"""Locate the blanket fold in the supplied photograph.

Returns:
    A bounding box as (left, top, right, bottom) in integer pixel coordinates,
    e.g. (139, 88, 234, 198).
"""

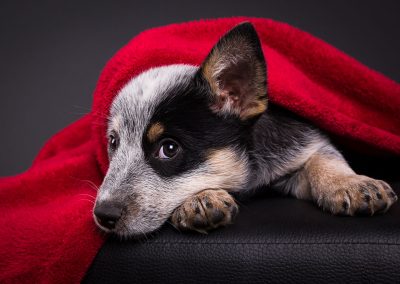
(1, 17, 399, 283)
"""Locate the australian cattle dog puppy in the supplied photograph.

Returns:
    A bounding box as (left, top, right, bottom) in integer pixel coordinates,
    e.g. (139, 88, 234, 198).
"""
(93, 23, 397, 237)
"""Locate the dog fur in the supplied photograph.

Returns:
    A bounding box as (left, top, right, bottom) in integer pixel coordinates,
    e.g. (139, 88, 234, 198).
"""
(93, 23, 397, 238)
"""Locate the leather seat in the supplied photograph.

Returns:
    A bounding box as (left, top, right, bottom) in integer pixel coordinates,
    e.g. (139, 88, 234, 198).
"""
(83, 149, 400, 283)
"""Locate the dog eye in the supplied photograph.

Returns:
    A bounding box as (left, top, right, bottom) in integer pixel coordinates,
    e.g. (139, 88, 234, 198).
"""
(158, 139, 179, 159)
(109, 134, 119, 151)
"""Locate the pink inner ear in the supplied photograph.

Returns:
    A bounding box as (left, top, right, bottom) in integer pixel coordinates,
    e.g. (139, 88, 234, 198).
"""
(213, 66, 255, 113)
(201, 25, 267, 119)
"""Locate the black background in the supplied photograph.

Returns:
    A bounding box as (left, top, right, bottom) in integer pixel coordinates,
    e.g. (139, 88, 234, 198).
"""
(1, 0, 399, 176)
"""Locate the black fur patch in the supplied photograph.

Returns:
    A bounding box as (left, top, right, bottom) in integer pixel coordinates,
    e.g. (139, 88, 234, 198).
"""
(142, 74, 253, 178)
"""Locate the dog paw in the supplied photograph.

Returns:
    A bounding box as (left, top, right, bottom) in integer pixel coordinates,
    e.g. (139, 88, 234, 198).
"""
(171, 189, 238, 233)
(318, 175, 398, 216)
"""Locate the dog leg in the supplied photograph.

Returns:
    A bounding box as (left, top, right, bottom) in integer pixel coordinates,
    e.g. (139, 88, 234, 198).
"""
(287, 147, 398, 215)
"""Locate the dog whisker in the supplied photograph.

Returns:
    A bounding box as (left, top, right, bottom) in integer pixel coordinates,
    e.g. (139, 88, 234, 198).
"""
(79, 198, 95, 204)
(79, 179, 100, 192)
(78, 193, 96, 200)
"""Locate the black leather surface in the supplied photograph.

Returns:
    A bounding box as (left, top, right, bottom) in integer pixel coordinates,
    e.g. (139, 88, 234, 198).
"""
(84, 153, 400, 283)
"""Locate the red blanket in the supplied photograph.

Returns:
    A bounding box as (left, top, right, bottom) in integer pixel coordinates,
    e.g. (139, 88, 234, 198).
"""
(1, 17, 399, 283)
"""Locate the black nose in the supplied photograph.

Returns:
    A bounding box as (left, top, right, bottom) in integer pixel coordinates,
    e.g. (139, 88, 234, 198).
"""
(94, 203, 123, 230)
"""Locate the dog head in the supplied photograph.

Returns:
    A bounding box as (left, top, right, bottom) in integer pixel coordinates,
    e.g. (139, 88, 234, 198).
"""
(93, 22, 267, 237)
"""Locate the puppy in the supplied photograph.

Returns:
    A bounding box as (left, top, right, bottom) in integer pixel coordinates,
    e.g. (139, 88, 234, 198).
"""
(93, 22, 397, 237)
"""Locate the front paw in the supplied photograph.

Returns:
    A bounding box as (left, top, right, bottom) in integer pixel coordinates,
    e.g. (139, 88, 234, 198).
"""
(317, 175, 398, 216)
(171, 189, 238, 233)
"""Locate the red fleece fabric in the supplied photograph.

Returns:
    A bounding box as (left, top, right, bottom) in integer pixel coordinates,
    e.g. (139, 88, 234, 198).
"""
(1, 17, 399, 283)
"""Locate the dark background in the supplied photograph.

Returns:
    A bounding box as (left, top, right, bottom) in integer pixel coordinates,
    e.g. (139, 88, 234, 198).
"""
(1, 0, 399, 176)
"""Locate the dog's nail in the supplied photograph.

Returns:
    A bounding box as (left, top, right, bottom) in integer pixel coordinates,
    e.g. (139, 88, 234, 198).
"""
(192, 215, 208, 228)
(205, 199, 213, 209)
(231, 206, 238, 219)
(211, 209, 225, 224)
(363, 194, 371, 202)
(342, 201, 349, 211)
(355, 203, 372, 216)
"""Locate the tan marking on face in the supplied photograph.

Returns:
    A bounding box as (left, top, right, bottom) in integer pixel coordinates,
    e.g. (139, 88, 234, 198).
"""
(204, 147, 249, 191)
(147, 122, 164, 143)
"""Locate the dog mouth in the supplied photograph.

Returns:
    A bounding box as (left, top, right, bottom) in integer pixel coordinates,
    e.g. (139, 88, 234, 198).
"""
(92, 206, 168, 239)
(93, 213, 114, 233)
(93, 214, 141, 238)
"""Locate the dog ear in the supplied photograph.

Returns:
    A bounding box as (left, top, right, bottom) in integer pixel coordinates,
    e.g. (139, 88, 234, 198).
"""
(200, 22, 267, 120)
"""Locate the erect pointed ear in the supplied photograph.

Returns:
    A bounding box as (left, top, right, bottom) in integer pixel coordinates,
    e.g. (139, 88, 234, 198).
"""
(200, 22, 267, 120)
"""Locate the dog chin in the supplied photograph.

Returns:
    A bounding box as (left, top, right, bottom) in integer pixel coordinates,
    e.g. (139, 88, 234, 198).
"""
(94, 216, 165, 239)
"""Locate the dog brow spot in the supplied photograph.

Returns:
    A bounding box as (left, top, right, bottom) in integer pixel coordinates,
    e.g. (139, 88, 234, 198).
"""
(147, 122, 164, 143)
